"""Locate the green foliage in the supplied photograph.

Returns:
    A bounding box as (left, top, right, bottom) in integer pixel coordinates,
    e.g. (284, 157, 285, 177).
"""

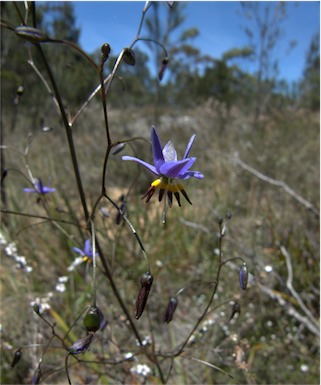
(1, 1, 97, 125)
(300, 33, 320, 111)
(39, 2, 80, 42)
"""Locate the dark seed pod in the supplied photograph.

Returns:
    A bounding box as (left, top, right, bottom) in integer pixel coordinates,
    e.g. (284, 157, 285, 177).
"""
(123, 48, 136, 66)
(84, 306, 103, 332)
(158, 57, 169, 81)
(11, 348, 22, 368)
(32, 303, 40, 315)
(68, 333, 94, 355)
(164, 297, 178, 324)
(15, 26, 49, 43)
(101, 43, 111, 62)
(229, 302, 241, 321)
(135, 271, 153, 319)
(239, 262, 248, 290)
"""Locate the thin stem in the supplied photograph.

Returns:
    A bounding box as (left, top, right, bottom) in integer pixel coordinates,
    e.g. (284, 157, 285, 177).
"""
(12, 2, 24, 24)
(27, 55, 60, 113)
(70, 74, 112, 127)
(105, 194, 150, 271)
(65, 354, 72, 385)
(130, 37, 168, 58)
(161, 221, 225, 358)
(0, 209, 84, 229)
(90, 220, 97, 307)
(95, 238, 143, 345)
(34, 44, 89, 222)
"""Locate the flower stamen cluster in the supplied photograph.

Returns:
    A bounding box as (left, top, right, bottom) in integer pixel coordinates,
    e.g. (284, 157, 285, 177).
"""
(122, 126, 203, 207)
(142, 177, 192, 207)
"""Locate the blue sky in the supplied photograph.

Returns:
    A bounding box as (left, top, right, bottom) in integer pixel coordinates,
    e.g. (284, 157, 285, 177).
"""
(71, 1, 320, 83)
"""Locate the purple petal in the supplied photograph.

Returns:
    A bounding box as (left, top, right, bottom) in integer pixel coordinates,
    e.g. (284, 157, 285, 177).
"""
(83, 239, 92, 256)
(68, 333, 94, 355)
(72, 247, 85, 256)
(23, 188, 36, 193)
(159, 158, 196, 178)
(122, 155, 160, 176)
(151, 126, 164, 168)
(41, 187, 56, 194)
(180, 170, 205, 180)
(183, 134, 196, 159)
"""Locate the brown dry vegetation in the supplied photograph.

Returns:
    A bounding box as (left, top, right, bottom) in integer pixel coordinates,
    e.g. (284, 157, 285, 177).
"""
(1, 98, 319, 384)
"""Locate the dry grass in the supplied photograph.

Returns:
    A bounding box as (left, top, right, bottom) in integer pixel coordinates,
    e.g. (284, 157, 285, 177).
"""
(1, 101, 319, 384)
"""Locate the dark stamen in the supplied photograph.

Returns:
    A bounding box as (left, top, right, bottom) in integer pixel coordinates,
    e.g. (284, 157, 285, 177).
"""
(181, 189, 192, 205)
(141, 186, 155, 203)
(159, 188, 165, 202)
(174, 192, 181, 207)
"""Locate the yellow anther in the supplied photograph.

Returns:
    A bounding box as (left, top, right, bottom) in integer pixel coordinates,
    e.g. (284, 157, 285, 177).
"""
(151, 179, 162, 188)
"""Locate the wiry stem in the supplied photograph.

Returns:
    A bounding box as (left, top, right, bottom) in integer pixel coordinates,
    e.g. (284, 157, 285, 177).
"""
(161, 220, 225, 358)
(34, 44, 90, 223)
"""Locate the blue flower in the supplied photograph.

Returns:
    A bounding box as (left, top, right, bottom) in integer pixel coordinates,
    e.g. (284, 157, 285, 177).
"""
(122, 126, 204, 207)
(72, 239, 97, 263)
(23, 178, 56, 195)
(68, 333, 94, 355)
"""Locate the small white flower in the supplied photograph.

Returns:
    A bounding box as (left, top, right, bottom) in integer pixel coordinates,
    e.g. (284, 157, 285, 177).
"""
(58, 276, 69, 283)
(300, 364, 309, 372)
(0, 231, 7, 245)
(5, 242, 17, 256)
(124, 352, 135, 360)
(264, 265, 273, 273)
(15, 256, 27, 266)
(67, 257, 84, 272)
(30, 298, 51, 314)
(55, 283, 66, 293)
(130, 364, 152, 377)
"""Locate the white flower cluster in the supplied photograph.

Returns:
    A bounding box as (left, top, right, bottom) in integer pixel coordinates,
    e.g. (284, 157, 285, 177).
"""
(55, 275, 69, 293)
(30, 293, 53, 314)
(1, 232, 33, 273)
(130, 364, 152, 377)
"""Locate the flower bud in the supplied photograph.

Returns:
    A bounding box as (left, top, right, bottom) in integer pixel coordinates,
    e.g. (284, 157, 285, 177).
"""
(15, 26, 49, 43)
(101, 43, 111, 63)
(16, 85, 24, 96)
(163, 297, 178, 324)
(158, 57, 169, 81)
(68, 333, 94, 355)
(116, 197, 126, 225)
(135, 271, 153, 319)
(112, 142, 126, 155)
(33, 303, 40, 315)
(11, 348, 22, 368)
(239, 262, 248, 290)
(123, 48, 136, 66)
(84, 306, 103, 332)
(229, 302, 241, 321)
